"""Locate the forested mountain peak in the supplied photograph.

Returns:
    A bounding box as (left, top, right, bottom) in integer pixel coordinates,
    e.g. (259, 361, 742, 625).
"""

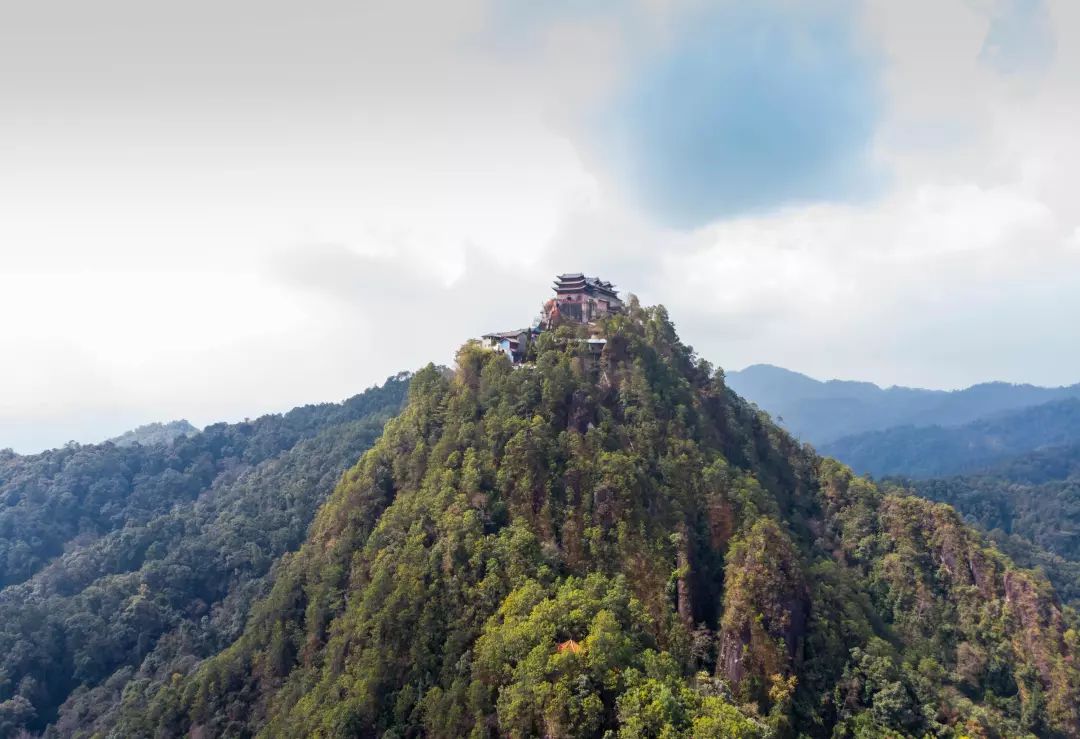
(112, 300, 1080, 738)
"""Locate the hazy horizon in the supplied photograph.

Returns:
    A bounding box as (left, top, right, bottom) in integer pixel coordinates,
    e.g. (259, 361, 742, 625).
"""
(4, 0, 1080, 452)
(10, 359, 1080, 456)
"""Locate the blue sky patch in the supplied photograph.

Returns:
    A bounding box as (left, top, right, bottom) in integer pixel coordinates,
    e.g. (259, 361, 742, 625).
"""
(593, 1, 884, 228)
(980, 0, 1055, 75)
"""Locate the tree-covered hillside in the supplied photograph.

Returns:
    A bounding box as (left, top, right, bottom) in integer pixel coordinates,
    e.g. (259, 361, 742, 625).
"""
(0, 377, 409, 737)
(114, 302, 1080, 738)
(899, 444, 1080, 609)
(732, 370, 1080, 617)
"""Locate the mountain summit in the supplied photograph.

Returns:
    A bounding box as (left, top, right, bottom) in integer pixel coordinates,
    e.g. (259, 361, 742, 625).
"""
(113, 299, 1080, 738)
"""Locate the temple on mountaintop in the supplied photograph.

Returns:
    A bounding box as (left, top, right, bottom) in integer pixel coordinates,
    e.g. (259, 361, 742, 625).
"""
(482, 273, 621, 363)
(546, 273, 624, 325)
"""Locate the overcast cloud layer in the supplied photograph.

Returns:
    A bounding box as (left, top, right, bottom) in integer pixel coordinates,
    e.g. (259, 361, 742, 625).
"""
(2, 0, 1079, 452)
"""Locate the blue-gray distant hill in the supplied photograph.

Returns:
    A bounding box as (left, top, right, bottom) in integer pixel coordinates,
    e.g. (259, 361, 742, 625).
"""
(726, 363, 1080, 446)
(820, 398, 1080, 478)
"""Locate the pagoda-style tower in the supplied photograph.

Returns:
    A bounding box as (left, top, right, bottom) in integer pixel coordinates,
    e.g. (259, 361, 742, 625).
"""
(549, 273, 623, 324)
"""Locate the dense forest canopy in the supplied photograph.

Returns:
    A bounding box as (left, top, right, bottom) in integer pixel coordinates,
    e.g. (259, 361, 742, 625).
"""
(727, 370, 1080, 615)
(92, 300, 1080, 738)
(895, 443, 1080, 610)
(0, 377, 409, 737)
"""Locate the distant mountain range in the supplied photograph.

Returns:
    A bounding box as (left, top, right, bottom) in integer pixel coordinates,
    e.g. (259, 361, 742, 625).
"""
(727, 363, 1080, 447)
(820, 397, 1080, 478)
(729, 363, 1080, 610)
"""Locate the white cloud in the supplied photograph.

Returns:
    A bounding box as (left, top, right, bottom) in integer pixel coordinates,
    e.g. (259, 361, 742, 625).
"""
(2, 0, 1080, 451)
(649, 180, 1072, 383)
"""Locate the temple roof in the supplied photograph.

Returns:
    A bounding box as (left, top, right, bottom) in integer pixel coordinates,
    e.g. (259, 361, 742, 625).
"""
(482, 329, 528, 340)
(553, 273, 620, 298)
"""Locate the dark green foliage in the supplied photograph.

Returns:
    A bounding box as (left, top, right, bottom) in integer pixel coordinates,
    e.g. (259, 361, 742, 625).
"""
(912, 474, 1080, 566)
(900, 444, 1080, 609)
(114, 302, 1080, 738)
(980, 532, 1080, 609)
(735, 368, 1080, 614)
(0, 376, 409, 737)
(0, 378, 409, 591)
(979, 443, 1080, 485)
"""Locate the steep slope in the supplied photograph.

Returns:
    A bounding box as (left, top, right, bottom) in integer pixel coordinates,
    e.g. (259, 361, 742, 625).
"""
(897, 443, 1080, 608)
(912, 447, 1080, 563)
(0, 377, 409, 737)
(117, 303, 1080, 738)
(0, 378, 407, 591)
(727, 364, 1080, 446)
(822, 398, 1080, 478)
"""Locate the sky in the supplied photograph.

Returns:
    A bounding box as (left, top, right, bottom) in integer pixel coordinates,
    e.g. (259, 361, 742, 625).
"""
(2, 0, 1079, 452)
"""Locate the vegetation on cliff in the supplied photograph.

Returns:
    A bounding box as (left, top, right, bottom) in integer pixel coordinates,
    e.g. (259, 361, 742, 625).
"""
(112, 301, 1080, 738)
(904, 444, 1080, 609)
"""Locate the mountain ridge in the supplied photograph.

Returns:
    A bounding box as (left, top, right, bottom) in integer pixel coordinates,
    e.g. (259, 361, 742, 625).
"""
(0, 376, 411, 736)
(880, 441, 1080, 609)
(727, 363, 1080, 446)
(822, 397, 1080, 478)
(107, 303, 1080, 738)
